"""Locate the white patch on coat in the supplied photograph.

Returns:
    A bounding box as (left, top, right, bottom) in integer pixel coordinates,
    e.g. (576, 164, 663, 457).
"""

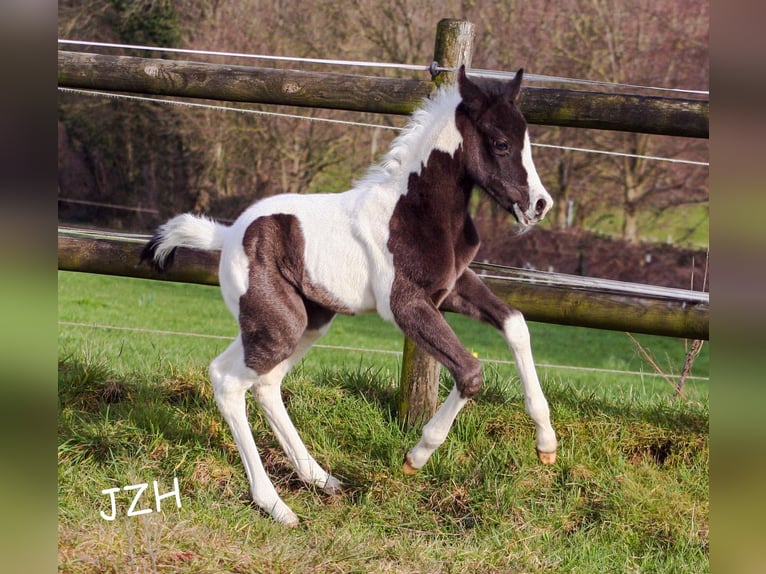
(355, 88, 463, 187)
(520, 130, 552, 220)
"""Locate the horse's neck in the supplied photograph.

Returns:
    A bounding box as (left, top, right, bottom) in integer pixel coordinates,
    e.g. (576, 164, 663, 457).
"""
(356, 90, 463, 194)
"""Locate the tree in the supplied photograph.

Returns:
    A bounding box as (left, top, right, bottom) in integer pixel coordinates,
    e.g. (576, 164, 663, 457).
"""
(539, 0, 709, 242)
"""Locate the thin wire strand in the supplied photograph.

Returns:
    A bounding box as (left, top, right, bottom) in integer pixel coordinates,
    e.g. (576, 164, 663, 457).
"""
(57, 87, 402, 131)
(472, 67, 709, 96)
(58, 226, 150, 243)
(58, 87, 709, 167)
(532, 142, 708, 167)
(58, 39, 709, 96)
(58, 39, 432, 72)
(58, 197, 160, 214)
(58, 320, 709, 381)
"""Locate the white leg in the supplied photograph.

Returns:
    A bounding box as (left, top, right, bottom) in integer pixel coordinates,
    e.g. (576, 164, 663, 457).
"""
(209, 337, 299, 526)
(502, 311, 558, 463)
(403, 386, 470, 474)
(251, 329, 341, 493)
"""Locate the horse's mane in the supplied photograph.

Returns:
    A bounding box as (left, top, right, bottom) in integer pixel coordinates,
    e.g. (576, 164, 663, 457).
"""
(355, 83, 463, 189)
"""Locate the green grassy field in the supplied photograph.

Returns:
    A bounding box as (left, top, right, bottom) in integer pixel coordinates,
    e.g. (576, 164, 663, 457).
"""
(58, 271, 708, 572)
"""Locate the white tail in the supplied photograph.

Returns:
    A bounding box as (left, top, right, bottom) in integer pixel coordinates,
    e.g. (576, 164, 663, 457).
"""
(143, 213, 228, 270)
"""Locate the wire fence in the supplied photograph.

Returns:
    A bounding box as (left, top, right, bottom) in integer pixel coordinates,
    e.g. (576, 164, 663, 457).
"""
(57, 38, 709, 223)
(57, 87, 709, 167)
(59, 320, 709, 382)
(57, 38, 710, 385)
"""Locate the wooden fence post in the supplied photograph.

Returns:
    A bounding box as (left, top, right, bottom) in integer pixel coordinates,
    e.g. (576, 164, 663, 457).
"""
(397, 19, 475, 431)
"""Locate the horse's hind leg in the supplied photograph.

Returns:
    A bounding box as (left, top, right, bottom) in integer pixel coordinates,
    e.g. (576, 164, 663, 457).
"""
(209, 337, 299, 525)
(250, 319, 342, 494)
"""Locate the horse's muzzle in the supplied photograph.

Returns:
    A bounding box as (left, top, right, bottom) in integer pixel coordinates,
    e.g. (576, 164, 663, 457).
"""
(514, 194, 552, 226)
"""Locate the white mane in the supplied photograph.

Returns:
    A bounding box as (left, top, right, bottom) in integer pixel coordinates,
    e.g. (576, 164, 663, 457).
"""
(355, 84, 463, 189)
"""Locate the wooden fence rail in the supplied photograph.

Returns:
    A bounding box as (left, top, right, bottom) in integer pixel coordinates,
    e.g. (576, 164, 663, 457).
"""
(58, 51, 709, 138)
(57, 229, 709, 341)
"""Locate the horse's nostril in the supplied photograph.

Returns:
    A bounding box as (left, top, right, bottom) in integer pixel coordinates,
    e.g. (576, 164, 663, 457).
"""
(535, 198, 547, 216)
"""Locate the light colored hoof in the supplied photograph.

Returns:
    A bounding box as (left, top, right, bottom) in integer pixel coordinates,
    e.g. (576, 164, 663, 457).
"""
(402, 455, 419, 476)
(276, 514, 300, 527)
(537, 449, 557, 465)
(272, 507, 300, 527)
(322, 476, 342, 495)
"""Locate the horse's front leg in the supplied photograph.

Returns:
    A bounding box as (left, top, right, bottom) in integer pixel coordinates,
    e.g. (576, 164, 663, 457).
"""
(403, 386, 470, 474)
(441, 269, 558, 464)
(391, 295, 483, 474)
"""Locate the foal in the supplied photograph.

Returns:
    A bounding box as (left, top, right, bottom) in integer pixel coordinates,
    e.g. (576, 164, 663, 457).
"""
(143, 66, 557, 525)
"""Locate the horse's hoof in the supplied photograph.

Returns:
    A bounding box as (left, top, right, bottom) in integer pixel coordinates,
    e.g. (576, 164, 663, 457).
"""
(537, 450, 557, 465)
(275, 511, 300, 527)
(322, 476, 342, 495)
(402, 455, 419, 475)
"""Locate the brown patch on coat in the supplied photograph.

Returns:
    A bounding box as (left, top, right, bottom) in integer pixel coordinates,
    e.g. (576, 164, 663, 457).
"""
(387, 147, 485, 398)
(384, 71, 532, 399)
(238, 214, 345, 374)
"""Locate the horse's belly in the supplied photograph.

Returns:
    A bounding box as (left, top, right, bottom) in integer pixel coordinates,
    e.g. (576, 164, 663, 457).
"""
(303, 238, 393, 318)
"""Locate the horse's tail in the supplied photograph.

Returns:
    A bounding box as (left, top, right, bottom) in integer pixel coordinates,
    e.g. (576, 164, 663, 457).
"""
(141, 213, 228, 271)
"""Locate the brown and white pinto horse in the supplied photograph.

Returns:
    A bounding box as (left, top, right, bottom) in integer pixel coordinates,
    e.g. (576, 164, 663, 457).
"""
(143, 66, 557, 525)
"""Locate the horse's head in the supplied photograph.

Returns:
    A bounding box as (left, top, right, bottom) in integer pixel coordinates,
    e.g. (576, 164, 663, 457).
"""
(456, 66, 552, 227)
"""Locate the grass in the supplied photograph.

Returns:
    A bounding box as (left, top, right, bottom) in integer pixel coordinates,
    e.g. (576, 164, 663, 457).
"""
(58, 271, 708, 572)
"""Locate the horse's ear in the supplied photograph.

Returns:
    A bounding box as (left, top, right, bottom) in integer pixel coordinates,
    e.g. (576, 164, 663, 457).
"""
(507, 68, 524, 103)
(457, 65, 486, 116)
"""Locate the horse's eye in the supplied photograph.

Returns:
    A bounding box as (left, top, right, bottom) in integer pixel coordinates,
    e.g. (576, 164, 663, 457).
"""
(492, 139, 509, 153)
